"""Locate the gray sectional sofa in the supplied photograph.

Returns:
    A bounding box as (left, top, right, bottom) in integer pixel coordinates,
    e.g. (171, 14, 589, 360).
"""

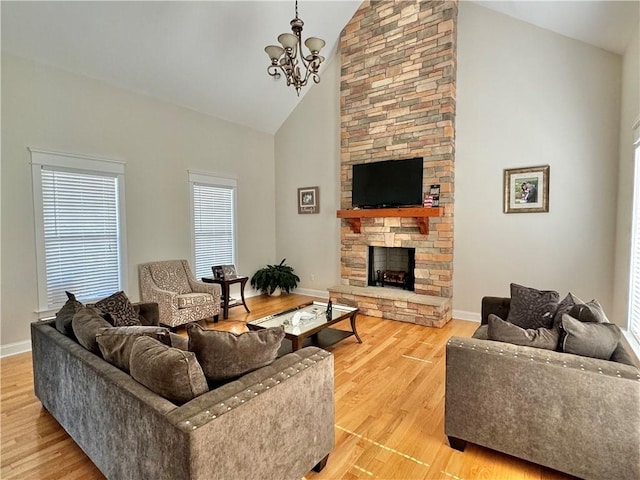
(31, 305, 335, 480)
(445, 296, 640, 480)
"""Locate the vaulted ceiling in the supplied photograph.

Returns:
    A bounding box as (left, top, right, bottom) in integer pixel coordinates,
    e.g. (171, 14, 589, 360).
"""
(2, 1, 637, 134)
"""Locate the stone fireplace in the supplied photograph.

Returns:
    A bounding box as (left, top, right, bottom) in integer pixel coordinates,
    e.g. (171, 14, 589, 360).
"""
(329, 0, 457, 328)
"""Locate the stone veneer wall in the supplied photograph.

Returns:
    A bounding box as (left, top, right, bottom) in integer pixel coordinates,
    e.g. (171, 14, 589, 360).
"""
(334, 0, 457, 326)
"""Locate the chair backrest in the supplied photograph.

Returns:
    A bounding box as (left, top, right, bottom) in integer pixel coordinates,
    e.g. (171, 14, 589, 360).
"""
(141, 260, 192, 294)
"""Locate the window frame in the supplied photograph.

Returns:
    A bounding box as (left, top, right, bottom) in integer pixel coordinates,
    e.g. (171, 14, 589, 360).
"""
(30, 148, 128, 316)
(628, 119, 640, 347)
(188, 170, 238, 280)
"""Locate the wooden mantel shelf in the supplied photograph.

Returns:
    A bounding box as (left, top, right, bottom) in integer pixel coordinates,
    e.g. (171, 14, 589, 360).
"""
(336, 207, 442, 234)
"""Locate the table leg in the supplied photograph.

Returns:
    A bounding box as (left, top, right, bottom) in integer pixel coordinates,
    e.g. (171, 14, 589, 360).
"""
(291, 337, 302, 352)
(240, 277, 250, 313)
(350, 313, 362, 344)
(222, 282, 229, 319)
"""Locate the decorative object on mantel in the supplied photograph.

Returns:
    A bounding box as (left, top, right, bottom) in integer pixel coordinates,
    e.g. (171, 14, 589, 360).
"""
(503, 165, 550, 214)
(298, 186, 319, 214)
(250, 259, 300, 296)
(264, 0, 326, 96)
(336, 207, 442, 234)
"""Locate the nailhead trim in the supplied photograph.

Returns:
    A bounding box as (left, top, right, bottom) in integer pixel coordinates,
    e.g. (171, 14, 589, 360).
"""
(178, 349, 332, 430)
(448, 338, 639, 381)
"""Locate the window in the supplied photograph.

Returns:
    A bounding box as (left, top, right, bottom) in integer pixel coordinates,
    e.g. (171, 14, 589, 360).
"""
(31, 149, 127, 313)
(189, 171, 237, 280)
(629, 121, 640, 345)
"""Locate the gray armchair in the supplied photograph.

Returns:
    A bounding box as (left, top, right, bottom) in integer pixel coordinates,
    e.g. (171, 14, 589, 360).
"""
(138, 260, 221, 328)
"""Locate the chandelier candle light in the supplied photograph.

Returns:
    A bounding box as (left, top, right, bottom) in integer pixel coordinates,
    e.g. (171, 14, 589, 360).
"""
(264, 0, 325, 95)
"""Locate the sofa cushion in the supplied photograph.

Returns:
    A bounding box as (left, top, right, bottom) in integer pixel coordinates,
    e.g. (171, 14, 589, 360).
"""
(488, 314, 559, 350)
(94, 291, 141, 327)
(55, 291, 84, 338)
(72, 307, 113, 355)
(561, 314, 621, 360)
(130, 336, 208, 404)
(96, 326, 171, 372)
(506, 283, 559, 329)
(568, 299, 609, 324)
(187, 324, 285, 382)
(176, 292, 214, 309)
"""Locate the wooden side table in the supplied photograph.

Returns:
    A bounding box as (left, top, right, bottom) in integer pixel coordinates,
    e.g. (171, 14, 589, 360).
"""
(201, 275, 250, 320)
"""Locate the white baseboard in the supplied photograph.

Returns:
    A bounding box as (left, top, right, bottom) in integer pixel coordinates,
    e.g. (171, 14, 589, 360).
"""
(295, 288, 330, 299)
(452, 310, 481, 322)
(240, 288, 329, 299)
(1, 340, 32, 358)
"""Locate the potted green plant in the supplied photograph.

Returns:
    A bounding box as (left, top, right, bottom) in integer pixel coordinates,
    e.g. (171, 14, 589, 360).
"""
(250, 259, 300, 296)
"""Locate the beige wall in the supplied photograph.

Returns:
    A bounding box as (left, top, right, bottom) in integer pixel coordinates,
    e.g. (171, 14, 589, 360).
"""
(276, 3, 625, 322)
(453, 3, 622, 319)
(613, 25, 640, 325)
(1, 54, 276, 348)
(273, 57, 341, 295)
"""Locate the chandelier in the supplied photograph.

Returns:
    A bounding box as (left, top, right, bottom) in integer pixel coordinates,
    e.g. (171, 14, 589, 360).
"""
(264, 0, 326, 96)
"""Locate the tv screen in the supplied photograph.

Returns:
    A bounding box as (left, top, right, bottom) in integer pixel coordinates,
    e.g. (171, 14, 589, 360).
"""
(352, 158, 423, 208)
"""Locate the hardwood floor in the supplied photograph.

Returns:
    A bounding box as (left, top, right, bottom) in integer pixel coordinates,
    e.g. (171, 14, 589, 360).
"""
(1, 293, 574, 480)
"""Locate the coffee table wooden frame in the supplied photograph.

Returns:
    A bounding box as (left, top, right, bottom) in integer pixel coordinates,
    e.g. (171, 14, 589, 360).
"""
(247, 301, 361, 353)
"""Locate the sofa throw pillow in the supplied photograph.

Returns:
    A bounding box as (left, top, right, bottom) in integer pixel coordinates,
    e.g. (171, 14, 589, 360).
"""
(96, 326, 171, 373)
(130, 336, 208, 405)
(472, 325, 489, 340)
(569, 299, 610, 324)
(561, 314, 621, 360)
(506, 283, 559, 329)
(488, 314, 559, 350)
(55, 291, 84, 338)
(553, 292, 583, 327)
(169, 332, 189, 351)
(72, 307, 113, 355)
(187, 324, 285, 382)
(94, 291, 141, 327)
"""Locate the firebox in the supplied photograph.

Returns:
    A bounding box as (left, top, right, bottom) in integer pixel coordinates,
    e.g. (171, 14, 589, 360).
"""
(368, 246, 415, 291)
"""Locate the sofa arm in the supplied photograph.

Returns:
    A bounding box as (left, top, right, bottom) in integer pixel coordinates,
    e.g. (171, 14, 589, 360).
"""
(167, 347, 334, 479)
(133, 302, 159, 326)
(445, 337, 640, 480)
(481, 296, 510, 324)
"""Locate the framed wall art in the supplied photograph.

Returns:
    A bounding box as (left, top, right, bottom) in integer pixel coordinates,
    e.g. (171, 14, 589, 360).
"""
(503, 165, 550, 214)
(298, 186, 319, 214)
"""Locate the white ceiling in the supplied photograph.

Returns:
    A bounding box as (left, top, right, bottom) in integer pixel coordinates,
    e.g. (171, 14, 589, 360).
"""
(1, 1, 362, 134)
(475, 1, 639, 55)
(2, 1, 638, 134)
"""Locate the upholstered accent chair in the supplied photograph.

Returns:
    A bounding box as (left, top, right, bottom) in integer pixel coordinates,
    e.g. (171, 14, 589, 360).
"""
(138, 260, 221, 328)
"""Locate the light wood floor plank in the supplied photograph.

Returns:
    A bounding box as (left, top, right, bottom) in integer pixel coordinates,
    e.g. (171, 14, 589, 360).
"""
(1, 293, 575, 479)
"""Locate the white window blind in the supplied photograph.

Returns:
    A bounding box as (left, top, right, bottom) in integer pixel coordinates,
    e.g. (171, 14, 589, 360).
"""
(629, 138, 640, 345)
(190, 172, 236, 280)
(31, 149, 127, 312)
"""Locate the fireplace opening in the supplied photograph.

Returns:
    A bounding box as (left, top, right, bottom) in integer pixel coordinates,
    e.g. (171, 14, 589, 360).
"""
(368, 246, 415, 291)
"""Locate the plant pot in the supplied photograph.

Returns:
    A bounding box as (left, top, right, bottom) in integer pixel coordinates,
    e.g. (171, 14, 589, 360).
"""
(269, 287, 282, 297)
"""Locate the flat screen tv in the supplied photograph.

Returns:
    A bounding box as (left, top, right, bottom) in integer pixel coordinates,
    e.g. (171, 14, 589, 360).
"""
(352, 157, 423, 209)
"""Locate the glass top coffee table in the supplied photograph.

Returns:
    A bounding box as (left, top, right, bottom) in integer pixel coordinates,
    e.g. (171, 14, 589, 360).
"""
(247, 301, 361, 354)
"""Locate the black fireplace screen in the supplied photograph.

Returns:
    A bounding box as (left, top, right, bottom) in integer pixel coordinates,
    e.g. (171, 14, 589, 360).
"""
(367, 246, 415, 291)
